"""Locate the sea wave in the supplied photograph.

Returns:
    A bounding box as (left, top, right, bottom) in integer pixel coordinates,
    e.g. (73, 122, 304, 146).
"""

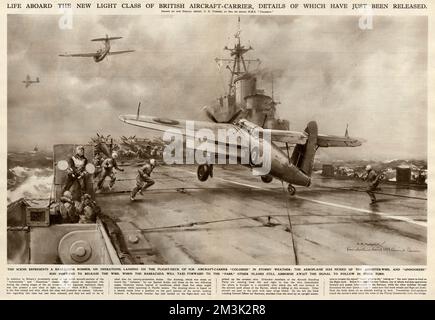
(7, 166, 53, 203)
(10, 166, 52, 179)
(7, 151, 52, 170)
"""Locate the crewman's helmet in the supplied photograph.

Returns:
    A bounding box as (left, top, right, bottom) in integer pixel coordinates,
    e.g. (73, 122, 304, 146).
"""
(365, 165, 372, 171)
(82, 193, 92, 201)
(83, 205, 94, 219)
(63, 190, 72, 200)
(112, 152, 118, 159)
(76, 145, 84, 155)
(150, 159, 156, 166)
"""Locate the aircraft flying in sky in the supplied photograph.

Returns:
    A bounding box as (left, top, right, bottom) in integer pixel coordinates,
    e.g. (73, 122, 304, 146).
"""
(119, 112, 364, 195)
(22, 75, 39, 88)
(59, 35, 135, 63)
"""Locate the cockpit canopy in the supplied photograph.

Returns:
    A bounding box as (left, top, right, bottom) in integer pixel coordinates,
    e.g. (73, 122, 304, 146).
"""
(235, 119, 260, 134)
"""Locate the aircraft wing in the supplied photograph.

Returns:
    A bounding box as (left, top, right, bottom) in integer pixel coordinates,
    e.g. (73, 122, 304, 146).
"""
(317, 134, 364, 147)
(275, 132, 364, 149)
(119, 114, 251, 156)
(108, 50, 135, 55)
(267, 129, 308, 145)
(25, 82, 30, 88)
(59, 52, 98, 57)
(92, 36, 122, 41)
(119, 114, 233, 137)
(237, 120, 308, 145)
(120, 115, 312, 146)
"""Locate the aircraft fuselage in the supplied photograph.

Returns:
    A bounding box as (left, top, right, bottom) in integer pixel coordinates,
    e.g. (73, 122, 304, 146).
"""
(203, 132, 312, 187)
(267, 141, 311, 187)
(235, 138, 310, 187)
(94, 41, 110, 62)
(236, 122, 312, 187)
(22, 79, 39, 87)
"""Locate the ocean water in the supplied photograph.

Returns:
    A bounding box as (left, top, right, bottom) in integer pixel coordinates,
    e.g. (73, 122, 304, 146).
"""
(7, 151, 53, 204)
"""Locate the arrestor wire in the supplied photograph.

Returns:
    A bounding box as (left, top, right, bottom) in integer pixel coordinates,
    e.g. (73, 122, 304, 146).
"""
(281, 181, 299, 265)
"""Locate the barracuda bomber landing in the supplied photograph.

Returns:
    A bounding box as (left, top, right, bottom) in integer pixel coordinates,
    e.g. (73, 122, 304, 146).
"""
(119, 115, 363, 195)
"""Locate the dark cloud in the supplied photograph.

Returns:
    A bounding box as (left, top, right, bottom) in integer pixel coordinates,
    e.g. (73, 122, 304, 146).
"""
(7, 15, 427, 160)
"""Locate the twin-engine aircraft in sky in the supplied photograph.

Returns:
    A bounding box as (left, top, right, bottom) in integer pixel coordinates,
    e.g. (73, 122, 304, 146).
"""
(22, 75, 39, 88)
(59, 34, 135, 63)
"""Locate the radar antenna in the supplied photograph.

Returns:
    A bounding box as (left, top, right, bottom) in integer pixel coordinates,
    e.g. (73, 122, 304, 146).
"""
(214, 17, 261, 95)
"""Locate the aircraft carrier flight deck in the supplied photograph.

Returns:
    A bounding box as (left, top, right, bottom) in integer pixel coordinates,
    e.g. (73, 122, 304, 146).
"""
(95, 164, 426, 265)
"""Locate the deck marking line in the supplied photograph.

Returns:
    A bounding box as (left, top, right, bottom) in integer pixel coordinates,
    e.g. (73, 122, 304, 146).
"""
(219, 177, 427, 228)
(294, 196, 427, 228)
(170, 167, 427, 228)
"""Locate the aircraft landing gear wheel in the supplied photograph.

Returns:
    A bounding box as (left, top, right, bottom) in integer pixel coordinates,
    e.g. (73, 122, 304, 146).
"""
(261, 175, 273, 183)
(287, 184, 296, 196)
(197, 164, 210, 182)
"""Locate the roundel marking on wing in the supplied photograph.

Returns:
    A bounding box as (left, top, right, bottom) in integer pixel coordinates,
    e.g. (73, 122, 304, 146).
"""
(153, 118, 180, 125)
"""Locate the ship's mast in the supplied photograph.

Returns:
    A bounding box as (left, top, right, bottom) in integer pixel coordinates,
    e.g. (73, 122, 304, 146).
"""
(215, 17, 260, 95)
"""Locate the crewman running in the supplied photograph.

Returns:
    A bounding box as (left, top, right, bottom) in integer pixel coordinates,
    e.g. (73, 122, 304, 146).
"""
(93, 152, 104, 179)
(364, 165, 381, 204)
(130, 159, 156, 201)
(97, 152, 124, 191)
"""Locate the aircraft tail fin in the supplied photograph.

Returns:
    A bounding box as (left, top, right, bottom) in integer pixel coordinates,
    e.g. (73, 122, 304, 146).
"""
(36, 77, 40, 82)
(290, 121, 318, 176)
(95, 142, 112, 158)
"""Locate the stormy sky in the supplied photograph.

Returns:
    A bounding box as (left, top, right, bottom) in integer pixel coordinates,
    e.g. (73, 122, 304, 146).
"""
(8, 15, 427, 160)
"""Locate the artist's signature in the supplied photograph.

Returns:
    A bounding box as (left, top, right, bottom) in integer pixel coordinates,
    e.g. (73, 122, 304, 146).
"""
(347, 241, 419, 253)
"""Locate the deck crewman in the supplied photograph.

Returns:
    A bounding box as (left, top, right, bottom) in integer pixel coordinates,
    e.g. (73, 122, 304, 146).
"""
(93, 152, 104, 179)
(97, 152, 124, 191)
(364, 165, 381, 204)
(62, 145, 88, 196)
(77, 193, 101, 222)
(51, 190, 80, 224)
(130, 159, 156, 201)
